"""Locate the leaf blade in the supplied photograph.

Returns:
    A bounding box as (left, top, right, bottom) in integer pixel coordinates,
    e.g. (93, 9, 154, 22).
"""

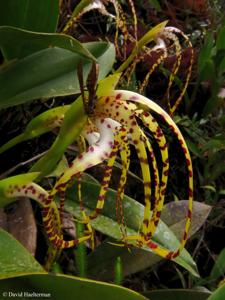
(0, 42, 115, 109)
(0, 26, 96, 60)
(64, 180, 199, 278)
(0, 229, 44, 279)
(0, 273, 147, 300)
(143, 289, 211, 300)
(0, 0, 59, 59)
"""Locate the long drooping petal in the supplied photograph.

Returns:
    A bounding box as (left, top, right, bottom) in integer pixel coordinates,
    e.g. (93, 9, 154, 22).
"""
(2, 177, 62, 247)
(0, 174, 93, 249)
(52, 117, 119, 194)
(163, 27, 194, 114)
(110, 90, 193, 258)
(137, 112, 169, 238)
(139, 38, 167, 93)
(95, 97, 156, 240)
(89, 125, 122, 220)
(115, 127, 130, 239)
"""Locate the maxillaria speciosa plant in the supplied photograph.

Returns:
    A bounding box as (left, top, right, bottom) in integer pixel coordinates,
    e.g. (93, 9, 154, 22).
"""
(0, 71, 193, 261)
(0, 22, 194, 264)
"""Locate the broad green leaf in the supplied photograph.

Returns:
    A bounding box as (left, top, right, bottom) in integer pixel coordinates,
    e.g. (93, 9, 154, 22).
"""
(0, 173, 39, 207)
(0, 42, 115, 109)
(87, 198, 206, 279)
(0, 0, 58, 31)
(0, 26, 96, 60)
(203, 97, 221, 117)
(199, 59, 216, 82)
(143, 289, 211, 300)
(198, 33, 214, 73)
(160, 200, 211, 240)
(216, 26, 225, 51)
(0, 106, 69, 154)
(0, 273, 147, 300)
(0, 0, 59, 59)
(63, 180, 199, 278)
(29, 46, 115, 178)
(30, 97, 87, 178)
(207, 283, 225, 300)
(80, 173, 100, 185)
(210, 248, 225, 281)
(0, 229, 44, 279)
(87, 240, 160, 280)
(114, 161, 142, 182)
(0, 71, 119, 155)
(186, 139, 203, 158)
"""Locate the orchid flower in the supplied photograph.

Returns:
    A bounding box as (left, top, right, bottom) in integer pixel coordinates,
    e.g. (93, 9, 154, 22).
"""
(121, 26, 194, 115)
(46, 85, 193, 260)
(0, 23, 194, 261)
(0, 86, 193, 260)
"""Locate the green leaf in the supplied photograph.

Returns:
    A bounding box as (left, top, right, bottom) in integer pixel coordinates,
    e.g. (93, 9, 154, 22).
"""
(0, 0, 58, 31)
(143, 289, 211, 300)
(0, 42, 115, 109)
(207, 283, 225, 300)
(202, 136, 225, 152)
(30, 97, 87, 178)
(114, 161, 142, 182)
(199, 59, 216, 82)
(29, 45, 115, 178)
(203, 93, 221, 117)
(0, 26, 96, 60)
(186, 139, 203, 158)
(63, 180, 199, 279)
(210, 248, 225, 281)
(219, 55, 225, 73)
(0, 106, 70, 154)
(75, 222, 88, 278)
(0, 71, 119, 154)
(0, 0, 59, 59)
(0, 273, 147, 300)
(0, 229, 44, 279)
(198, 33, 214, 73)
(216, 26, 225, 51)
(87, 240, 158, 280)
(114, 257, 123, 285)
